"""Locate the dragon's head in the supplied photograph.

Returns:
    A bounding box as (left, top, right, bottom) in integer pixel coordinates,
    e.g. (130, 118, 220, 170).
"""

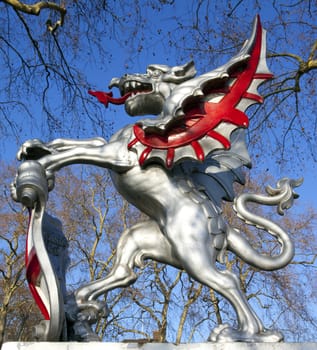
(90, 16, 272, 168)
(108, 61, 196, 117)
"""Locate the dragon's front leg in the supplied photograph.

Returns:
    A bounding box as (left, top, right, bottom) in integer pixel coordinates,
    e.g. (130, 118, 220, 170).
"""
(17, 137, 107, 160)
(12, 137, 111, 206)
(16, 136, 135, 174)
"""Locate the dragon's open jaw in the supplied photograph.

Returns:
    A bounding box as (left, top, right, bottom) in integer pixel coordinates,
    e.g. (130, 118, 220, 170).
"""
(88, 79, 153, 108)
(118, 80, 153, 98)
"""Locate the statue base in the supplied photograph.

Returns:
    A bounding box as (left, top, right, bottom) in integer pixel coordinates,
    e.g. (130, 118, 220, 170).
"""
(2, 343, 317, 350)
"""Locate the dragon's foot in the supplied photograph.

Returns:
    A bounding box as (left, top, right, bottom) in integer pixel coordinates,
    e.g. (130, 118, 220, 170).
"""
(65, 296, 108, 342)
(69, 320, 101, 342)
(66, 297, 109, 322)
(208, 324, 283, 343)
(77, 300, 109, 323)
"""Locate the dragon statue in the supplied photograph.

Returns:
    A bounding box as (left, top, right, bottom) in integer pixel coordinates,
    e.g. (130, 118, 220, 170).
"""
(11, 16, 302, 343)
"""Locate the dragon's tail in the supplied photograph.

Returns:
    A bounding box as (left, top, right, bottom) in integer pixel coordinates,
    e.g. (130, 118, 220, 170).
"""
(226, 177, 303, 271)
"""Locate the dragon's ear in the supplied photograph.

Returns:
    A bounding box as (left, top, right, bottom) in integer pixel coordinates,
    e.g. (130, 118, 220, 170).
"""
(173, 61, 196, 78)
(164, 61, 197, 83)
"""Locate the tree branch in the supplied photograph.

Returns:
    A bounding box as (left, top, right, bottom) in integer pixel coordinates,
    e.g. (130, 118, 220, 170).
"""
(269, 39, 317, 92)
(3, 0, 66, 33)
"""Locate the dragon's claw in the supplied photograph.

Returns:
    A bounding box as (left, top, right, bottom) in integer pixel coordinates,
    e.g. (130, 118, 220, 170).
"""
(17, 139, 54, 161)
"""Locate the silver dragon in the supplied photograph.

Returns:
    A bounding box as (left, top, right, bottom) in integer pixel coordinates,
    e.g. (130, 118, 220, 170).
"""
(11, 16, 302, 342)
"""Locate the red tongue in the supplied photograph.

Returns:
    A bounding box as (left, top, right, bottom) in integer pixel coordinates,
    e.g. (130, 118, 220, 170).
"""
(88, 90, 132, 107)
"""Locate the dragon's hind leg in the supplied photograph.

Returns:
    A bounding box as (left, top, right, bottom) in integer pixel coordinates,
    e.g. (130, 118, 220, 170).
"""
(182, 252, 266, 341)
(68, 219, 179, 340)
(164, 207, 282, 343)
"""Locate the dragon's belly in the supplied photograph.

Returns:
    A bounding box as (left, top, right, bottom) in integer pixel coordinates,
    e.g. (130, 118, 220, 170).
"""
(110, 164, 224, 238)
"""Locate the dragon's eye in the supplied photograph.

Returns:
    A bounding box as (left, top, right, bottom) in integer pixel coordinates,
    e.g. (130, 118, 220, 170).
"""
(149, 69, 161, 78)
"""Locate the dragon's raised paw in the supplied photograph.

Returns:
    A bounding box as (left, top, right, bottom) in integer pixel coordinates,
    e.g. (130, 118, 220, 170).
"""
(17, 139, 55, 161)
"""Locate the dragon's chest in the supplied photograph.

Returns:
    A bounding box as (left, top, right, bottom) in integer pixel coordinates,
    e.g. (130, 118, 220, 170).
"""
(110, 165, 177, 217)
(112, 165, 170, 196)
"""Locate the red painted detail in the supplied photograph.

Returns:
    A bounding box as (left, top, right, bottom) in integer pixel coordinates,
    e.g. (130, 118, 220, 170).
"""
(254, 73, 274, 80)
(166, 148, 175, 168)
(139, 146, 153, 166)
(206, 130, 231, 149)
(184, 114, 202, 128)
(88, 90, 132, 107)
(26, 248, 41, 283)
(128, 137, 138, 150)
(243, 92, 263, 103)
(26, 247, 50, 320)
(28, 283, 50, 320)
(25, 210, 50, 320)
(191, 141, 205, 161)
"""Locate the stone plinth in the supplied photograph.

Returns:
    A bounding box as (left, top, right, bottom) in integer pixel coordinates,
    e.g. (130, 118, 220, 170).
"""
(2, 343, 317, 350)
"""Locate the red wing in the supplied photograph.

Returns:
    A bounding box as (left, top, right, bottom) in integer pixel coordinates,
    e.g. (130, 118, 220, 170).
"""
(129, 16, 273, 168)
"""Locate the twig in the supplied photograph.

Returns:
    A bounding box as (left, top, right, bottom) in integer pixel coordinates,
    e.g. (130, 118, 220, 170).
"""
(3, 0, 66, 33)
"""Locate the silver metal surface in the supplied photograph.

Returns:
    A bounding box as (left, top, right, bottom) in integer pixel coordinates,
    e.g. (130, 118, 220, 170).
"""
(11, 17, 302, 342)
